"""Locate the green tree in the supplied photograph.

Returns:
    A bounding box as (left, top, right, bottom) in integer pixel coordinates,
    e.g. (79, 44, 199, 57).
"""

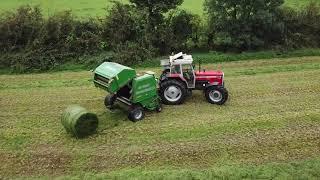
(129, 0, 183, 28)
(165, 10, 201, 52)
(102, 2, 148, 49)
(204, 0, 285, 51)
(281, 2, 320, 48)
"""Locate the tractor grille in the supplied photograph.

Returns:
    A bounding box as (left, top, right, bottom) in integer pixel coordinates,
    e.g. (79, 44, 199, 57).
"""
(94, 74, 109, 86)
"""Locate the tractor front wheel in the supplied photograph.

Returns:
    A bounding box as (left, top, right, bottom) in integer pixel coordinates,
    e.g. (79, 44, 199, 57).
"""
(128, 106, 145, 122)
(205, 86, 228, 105)
(160, 79, 187, 105)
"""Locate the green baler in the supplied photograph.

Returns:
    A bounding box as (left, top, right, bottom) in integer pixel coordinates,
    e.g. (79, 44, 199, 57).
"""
(93, 62, 162, 122)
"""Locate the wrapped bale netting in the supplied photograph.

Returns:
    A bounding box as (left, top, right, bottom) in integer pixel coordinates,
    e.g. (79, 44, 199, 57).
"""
(61, 105, 99, 138)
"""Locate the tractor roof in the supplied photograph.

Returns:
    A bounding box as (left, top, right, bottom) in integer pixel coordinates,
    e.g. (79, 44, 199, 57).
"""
(161, 52, 194, 66)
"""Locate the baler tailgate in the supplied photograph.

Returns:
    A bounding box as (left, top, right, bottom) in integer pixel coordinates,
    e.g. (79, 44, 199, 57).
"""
(93, 62, 136, 93)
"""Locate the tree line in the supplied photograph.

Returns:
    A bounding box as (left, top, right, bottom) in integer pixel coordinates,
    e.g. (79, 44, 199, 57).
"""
(0, 0, 319, 72)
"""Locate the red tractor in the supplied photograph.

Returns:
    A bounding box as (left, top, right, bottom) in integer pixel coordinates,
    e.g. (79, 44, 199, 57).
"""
(159, 52, 229, 105)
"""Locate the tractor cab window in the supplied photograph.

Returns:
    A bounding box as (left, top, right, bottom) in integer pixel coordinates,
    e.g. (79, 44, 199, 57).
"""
(171, 65, 182, 74)
(182, 64, 195, 83)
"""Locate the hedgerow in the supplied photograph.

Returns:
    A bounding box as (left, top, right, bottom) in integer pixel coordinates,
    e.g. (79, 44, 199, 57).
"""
(0, 1, 319, 72)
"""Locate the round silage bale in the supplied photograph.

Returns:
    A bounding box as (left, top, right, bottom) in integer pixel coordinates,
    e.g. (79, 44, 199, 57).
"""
(61, 105, 99, 138)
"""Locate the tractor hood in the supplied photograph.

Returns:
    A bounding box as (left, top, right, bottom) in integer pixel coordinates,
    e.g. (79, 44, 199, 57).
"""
(196, 70, 224, 77)
(93, 62, 136, 93)
(196, 70, 224, 86)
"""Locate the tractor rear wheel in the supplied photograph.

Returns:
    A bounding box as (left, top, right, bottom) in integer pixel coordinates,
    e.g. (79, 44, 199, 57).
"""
(104, 94, 117, 109)
(160, 79, 187, 105)
(128, 106, 145, 122)
(205, 86, 228, 105)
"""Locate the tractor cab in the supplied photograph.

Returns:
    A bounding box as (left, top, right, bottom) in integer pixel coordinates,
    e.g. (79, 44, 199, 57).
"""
(161, 52, 196, 88)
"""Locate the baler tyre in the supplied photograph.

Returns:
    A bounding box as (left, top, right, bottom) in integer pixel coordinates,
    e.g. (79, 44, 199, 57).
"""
(128, 106, 145, 122)
(105, 94, 116, 109)
(156, 104, 162, 113)
(205, 86, 229, 105)
(160, 80, 187, 105)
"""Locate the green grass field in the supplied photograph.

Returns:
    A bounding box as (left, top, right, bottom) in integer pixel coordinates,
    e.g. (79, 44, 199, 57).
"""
(0, 0, 318, 18)
(1, 56, 320, 179)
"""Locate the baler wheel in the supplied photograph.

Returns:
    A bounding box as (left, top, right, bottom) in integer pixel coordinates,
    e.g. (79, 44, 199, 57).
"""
(105, 94, 117, 109)
(156, 104, 163, 112)
(128, 106, 145, 122)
